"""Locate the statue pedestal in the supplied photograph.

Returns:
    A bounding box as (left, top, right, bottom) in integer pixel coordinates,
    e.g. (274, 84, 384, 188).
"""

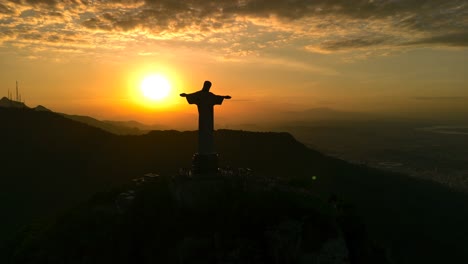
(192, 153, 219, 176)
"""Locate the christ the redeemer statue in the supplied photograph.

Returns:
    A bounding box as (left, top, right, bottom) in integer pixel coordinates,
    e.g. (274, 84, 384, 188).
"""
(180, 81, 231, 174)
(180, 80, 231, 155)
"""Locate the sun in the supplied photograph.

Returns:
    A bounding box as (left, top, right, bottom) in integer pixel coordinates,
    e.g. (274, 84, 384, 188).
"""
(140, 75, 171, 101)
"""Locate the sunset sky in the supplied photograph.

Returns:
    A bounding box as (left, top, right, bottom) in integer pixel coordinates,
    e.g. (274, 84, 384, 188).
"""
(0, 0, 467, 128)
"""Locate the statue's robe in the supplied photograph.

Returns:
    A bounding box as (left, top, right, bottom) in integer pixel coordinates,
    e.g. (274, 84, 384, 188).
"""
(185, 91, 225, 154)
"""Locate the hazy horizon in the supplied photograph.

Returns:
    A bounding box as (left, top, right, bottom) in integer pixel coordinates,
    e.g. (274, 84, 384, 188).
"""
(1, 0, 467, 127)
(5, 98, 468, 132)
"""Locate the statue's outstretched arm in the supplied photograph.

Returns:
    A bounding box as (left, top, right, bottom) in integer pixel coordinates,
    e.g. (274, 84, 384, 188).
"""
(224, 95, 231, 99)
(180, 93, 187, 97)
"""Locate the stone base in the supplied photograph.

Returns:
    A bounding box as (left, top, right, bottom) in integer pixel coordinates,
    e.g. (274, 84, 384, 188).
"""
(192, 153, 219, 176)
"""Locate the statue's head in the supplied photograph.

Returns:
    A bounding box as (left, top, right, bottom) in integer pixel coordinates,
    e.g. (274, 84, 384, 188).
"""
(202, 80, 212, 92)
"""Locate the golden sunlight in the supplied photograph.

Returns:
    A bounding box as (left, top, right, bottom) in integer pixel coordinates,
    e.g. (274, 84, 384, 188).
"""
(141, 75, 171, 100)
(127, 66, 184, 111)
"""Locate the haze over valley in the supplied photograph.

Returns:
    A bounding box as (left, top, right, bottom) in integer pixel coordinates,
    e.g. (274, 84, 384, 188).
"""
(33, 102, 468, 193)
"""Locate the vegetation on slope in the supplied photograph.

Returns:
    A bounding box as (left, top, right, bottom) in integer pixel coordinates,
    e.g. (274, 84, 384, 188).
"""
(3, 175, 389, 264)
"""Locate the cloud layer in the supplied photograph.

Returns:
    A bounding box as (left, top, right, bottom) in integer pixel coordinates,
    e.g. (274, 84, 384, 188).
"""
(0, 0, 466, 58)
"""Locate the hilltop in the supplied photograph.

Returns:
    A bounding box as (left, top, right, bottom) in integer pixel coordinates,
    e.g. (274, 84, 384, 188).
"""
(0, 107, 468, 263)
(0, 97, 53, 112)
(0, 97, 27, 109)
(0, 97, 146, 135)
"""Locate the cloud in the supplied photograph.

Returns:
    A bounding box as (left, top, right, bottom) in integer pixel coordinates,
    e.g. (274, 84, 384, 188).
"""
(406, 32, 468, 47)
(0, 0, 466, 59)
(0, 3, 14, 14)
(24, 0, 57, 6)
(319, 37, 392, 51)
(411, 96, 468, 101)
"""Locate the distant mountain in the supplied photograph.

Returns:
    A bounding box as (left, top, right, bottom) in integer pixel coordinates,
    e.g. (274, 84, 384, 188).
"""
(103, 120, 166, 131)
(279, 107, 377, 123)
(0, 97, 52, 112)
(33, 105, 51, 112)
(0, 97, 27, 109)
(0, 107, 468, 264)
(61, 114, 148, 135)
(0, 97, 150, 135)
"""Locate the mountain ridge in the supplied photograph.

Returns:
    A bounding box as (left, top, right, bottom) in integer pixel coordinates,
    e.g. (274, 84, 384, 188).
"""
(1, 107, 468, 263)
(61, 113, 148, 135)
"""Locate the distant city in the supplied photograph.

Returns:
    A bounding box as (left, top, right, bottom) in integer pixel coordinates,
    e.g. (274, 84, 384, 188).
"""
(280, 121, 468, 192)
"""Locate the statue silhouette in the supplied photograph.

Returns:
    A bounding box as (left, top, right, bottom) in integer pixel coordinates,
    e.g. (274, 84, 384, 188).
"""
(181, 81, 231, 174)
(181, 81, 231, 155)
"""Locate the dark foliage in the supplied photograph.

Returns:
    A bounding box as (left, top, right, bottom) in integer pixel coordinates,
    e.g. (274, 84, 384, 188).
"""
(4, 176, 389, 264)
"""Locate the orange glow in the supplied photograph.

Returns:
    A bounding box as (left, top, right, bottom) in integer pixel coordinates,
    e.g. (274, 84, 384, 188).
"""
(141, 75, 171, 100)
(127, 65, 186, 111)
